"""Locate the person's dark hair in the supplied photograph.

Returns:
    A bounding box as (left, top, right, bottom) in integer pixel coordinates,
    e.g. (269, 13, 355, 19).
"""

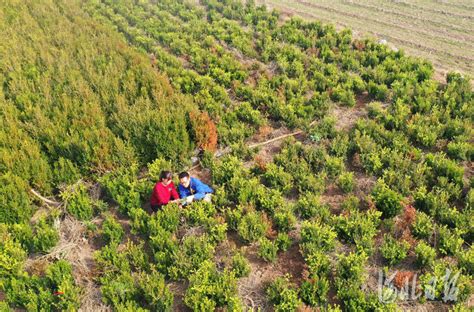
(159, 170, 172, 181)
(178, 171, 190, 180)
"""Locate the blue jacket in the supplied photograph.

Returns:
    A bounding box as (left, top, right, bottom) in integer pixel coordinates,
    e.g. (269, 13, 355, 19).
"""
(178, 177, 213, 200)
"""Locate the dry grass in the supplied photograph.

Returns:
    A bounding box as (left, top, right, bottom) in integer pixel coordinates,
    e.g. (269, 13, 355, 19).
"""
(25, 215, 107, 311)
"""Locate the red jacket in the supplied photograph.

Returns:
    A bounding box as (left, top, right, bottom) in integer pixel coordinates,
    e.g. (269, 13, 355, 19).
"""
(150, 181, 179, 206)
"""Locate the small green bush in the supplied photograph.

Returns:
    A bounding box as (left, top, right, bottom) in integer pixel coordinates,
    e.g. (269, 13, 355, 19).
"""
(305, 250, 331, 277)
(412, 211, 434, 239)
(32, 216, 60, 253)
(438, 225, 464, 256)
(337, 171, 355, 193)
(231, 252, 250, 278)
(324, 156, 345, 178)
(300, 220, 337, 255)
(62, 183, 94, 221)
(276, 233, 291, 252)
(371, 181, 403, 218)
(294, 193, 330, 221)
(185, 260, 242, 310)
(380, 235, 410, 266)
(0, 173, 32, 224)
(457, 246, 473, 275)
(0, 229, 27, 277)
(150, 203, 181, 234)
(415, 240, 436, 267)
(262, 163, 293, 194)
(273, 208, 296, 232)
(169, 235, 215, 279)
(102, 215, 124, 246)
(136, 270, 173, 311)
(266, 275, 301, 312)
(333, 209, 381, 254)
(420, 260, 472, 303)
(300, 275, 329, 307)
(340, 195, 360, 212)
(237, 211, 269, 243)
(258, 237, 279, 262)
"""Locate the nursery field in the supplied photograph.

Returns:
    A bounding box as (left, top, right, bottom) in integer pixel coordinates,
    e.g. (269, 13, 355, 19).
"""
(0, 0, 473, 311)
(256, 0, 474, 79)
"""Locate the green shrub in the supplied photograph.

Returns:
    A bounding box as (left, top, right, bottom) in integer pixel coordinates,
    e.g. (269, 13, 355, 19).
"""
(340, 195, 360, 212)
(330, 133, 350, 157)
(95, 244, 130, 275)
(415, 240, 436, 267)
(305, 250, 331, 277)
(256, 188, 285, 214)
(426, 153, 464, 187)
(380, 235, 410, 266)
(294, 193, 330, 221)
(368, 81, 389, 101)
(266, 275, 301, 312)
(169, 235, 214, 279)
(324, 156, 345, 178)
(99, 167, 141, 216)
(3, 259, 81, 311)
(300, 220, 337, 255)
(447, 141, 472, 161)
(273, 208, 296, 232)
(129, 208, 150, 236)
(333, 209, 381, 254)
(231, 252, 250, 278)
(438, 225, 464, 256)
(149, 229, 178, 276)
(261, 163, 293, 194)
(205, 217, 228, 244)
(0, 229, 27, 277)
(300, 275, 329, 307)
(61, 183, 94, 221)
(330, 86, 356, 107)
(335, 251, 367, 288)
(32, 216, 60, 253)
(237, 211, 269, 243)
(258, 238, 279, 262)
(224, 205, 244, 230)
(337, 171, 355, 193)
(0, 173, 32, 224)
(420, 260, 472, 303)
(412, 211, 434, 239)
(276, 232, 291, 252)
(45, 260, 82, 310)
(136, 270, 173, 311)
(296, 170, 327, 195)
(8, 223, 34, 252)
(102, 215, 124, 246)
(183, 198, 217, 225)
(123, 242, 149, 272)
(309, 117, 337, 141)
(101, 271, 136, 307)
(457, 246, 473, 275)
(147, 157, 173, 181)
(185, 260, 241, 311)
(52, 157, 80, 186)
(149, 203, 180, 233)
(212, 156, 245, 185)
(371, 181, 403, 218)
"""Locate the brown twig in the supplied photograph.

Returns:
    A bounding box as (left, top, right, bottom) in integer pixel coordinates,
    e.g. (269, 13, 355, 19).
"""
(30, 188, 61, 207)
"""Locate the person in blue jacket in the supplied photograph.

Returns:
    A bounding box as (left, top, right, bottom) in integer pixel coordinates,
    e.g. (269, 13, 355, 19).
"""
(178, 171, 213, 204)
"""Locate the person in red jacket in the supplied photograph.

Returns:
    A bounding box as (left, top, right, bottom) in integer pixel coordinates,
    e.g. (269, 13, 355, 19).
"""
(150, 171, 180, 212)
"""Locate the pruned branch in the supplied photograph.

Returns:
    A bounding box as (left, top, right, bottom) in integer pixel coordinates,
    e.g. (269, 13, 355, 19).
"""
(247, 130, 304, 149)
(30, 189, 61, 207)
